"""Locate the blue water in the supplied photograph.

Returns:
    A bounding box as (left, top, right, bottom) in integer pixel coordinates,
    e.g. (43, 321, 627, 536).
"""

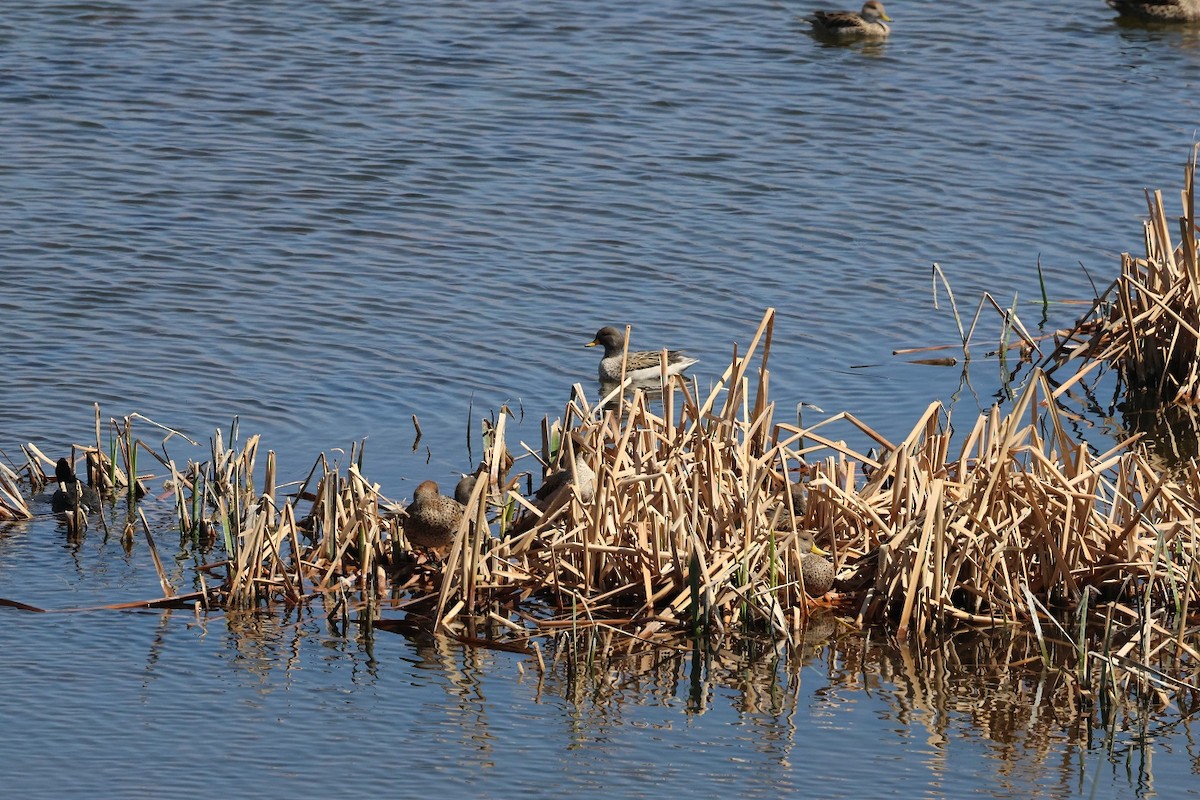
(3, 0, 1200, 796)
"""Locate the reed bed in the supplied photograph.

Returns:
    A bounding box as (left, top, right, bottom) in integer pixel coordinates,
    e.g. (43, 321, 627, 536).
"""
(7, 305, 1200, 710)
(1044, 145, 1200, 405)
(12, 313, 1200, 640)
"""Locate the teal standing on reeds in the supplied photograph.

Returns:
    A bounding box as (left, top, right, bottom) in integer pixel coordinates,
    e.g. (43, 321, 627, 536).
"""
(810, 0, 892, 37)
(404, 480, 464, 552)
(1107, 0, 1200, 21)
(50, 457, 101, 513)
(585, 326, 699, 383)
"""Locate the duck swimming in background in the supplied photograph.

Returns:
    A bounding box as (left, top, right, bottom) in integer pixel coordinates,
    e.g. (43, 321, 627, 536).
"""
(810, 0, 892, 38)
(51, 457, 101, 513)
(585, 326, 699, 383)
(1106, 0, 1200, 22)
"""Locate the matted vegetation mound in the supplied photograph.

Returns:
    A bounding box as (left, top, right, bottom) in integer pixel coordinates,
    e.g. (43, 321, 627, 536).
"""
(9, 311, 1197, 650)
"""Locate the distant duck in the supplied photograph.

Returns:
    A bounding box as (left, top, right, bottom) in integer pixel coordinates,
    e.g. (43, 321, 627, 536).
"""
(1106, 0, 1200, 21)
(585, 326, 699, 383)
(403, 480, 464, 552)
(50, 457, 101, 513)
(811, 0, 892, 37)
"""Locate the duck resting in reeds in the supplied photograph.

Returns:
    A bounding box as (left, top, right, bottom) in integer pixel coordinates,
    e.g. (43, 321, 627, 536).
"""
(796, 530, 835, 597)
(1106, 0, 1200, 21)
(771, 498, 833, 597)
(810, 0, 892, 37)
(454, 472, 478, 505)
(51, 457, 101, 514)
(403, 480, 464, 553)
(534, 437, 596, 507)
(780, 481, 807, 519)
(585, 326, 699, 383)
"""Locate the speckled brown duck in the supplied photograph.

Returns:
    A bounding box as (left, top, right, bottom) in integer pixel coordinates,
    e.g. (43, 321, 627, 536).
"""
(769, 497, 833, 596)
(1107, 0, 1200, 22)
(534, 435, 597, 506)
(796, 530, 835, 597)
(404, 480, 464, 551)
(779, 482, 808, 519)
(811, 0, 892, 37)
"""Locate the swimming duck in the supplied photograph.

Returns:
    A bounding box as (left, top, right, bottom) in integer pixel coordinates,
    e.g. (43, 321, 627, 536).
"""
(403, 480, 464, 551)
(1106, 0, 1200, 21)
(585, 326, 699, 383)
(811, 0, 892, 37)
(50, 457, 101, 513)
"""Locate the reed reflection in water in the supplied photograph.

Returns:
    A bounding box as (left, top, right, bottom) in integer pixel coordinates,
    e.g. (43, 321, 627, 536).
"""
(0, 594, 1186, 798)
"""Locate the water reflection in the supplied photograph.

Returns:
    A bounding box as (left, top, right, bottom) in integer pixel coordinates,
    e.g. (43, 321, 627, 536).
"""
(810, 34, 889, 58)
(1120, 393, 1200, 469)
(1, 587, 1188, 798)
(477, 619, 1190, 797)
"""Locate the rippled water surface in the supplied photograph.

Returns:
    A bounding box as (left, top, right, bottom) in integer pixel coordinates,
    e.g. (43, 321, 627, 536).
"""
(4, 1, 1200, 797)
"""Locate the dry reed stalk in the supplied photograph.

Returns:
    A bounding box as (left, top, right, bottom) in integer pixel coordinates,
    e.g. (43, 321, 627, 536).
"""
(0, 461, 31, 520)
(137, 507, 174, 598)
(10, 300, 1200, 712)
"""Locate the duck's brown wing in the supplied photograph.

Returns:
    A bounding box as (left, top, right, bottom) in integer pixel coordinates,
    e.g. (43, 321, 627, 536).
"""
(811, 10, 865, 32)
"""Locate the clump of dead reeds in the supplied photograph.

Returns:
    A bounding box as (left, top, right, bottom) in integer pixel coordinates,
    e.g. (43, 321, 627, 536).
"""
(794, 373, 1196, 637)
(412, 307, 1199, 713)
(1045, 145, 1200, 405)
(441, 333, 1198, 651)
(165, 426, 392, 610)
(7, 307, 1199, 712)
(431, 309, 833, 641)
